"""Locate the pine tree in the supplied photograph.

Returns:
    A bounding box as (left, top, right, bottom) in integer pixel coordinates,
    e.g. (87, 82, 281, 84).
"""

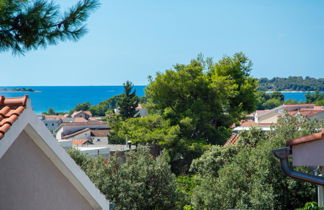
(0, 0, 99, 54)
(118, 81, 139, 119)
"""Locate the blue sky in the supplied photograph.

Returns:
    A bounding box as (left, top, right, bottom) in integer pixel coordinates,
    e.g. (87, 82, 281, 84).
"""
(1, 0, 324, 86)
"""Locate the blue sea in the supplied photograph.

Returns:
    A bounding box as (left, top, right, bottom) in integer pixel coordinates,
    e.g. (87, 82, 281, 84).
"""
(0, 86, 145, 114)
(0, 86, 312, 114)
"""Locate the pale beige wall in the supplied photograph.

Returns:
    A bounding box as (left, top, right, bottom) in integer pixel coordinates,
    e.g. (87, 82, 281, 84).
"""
(0, 131, 94, 210)
(292, 137, 324, 166)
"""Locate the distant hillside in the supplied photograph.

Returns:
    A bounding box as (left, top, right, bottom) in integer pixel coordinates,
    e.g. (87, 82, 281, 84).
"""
(258, 77, 324, 91)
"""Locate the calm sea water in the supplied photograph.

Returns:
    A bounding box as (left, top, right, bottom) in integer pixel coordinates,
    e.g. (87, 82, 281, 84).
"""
(0, 86, 145, 114)
(0, 86, 311, 114)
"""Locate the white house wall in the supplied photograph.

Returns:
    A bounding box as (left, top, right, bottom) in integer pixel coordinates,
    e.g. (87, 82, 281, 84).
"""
(0, 131, 93, 210)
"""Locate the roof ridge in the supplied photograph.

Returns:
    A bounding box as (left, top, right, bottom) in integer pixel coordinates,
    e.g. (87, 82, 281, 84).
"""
(287, 129, 324, 146)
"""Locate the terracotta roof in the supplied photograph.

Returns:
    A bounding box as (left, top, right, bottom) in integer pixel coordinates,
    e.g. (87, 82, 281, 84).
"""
(0, 96, 28, 139)
(239, 119, 273, 127)
(314, 106, 324, 110)
(72, 139, 89, 145)
(224, 133, 240, 146)
(72, 110, 92, 117)
(284, 104, 315, 107)
(91, 129, 109, 137)
(288, 109, 324, 117)
(73, 117, 88, 122)
(60, 122, 106, 127)
(287, 129, 324, 146)
(62, 128, 91, 139)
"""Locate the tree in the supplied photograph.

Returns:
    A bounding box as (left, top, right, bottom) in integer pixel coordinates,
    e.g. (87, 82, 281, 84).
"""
(146, 53, 258, 145)
(118, 81, 139, 119)
(47, 108, 55, 115)
(68, 147, 179, 210)
(0, 0, 98, 54)
(73, 102, 91, 111)
(191, 115, 323, 209)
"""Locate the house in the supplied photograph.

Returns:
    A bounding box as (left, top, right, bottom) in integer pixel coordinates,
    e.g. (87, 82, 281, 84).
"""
(0, 96, 109, 210)
(72, 110, 92, 120)
(135, 104, 148, 117)
(254, 104, 324, 124)
(287, 128, 324, 166)
(62, 128, 110, 145)
(56, 122, 107, 140)
(227, 104, 324, 146)
(40, 114, 65, 133)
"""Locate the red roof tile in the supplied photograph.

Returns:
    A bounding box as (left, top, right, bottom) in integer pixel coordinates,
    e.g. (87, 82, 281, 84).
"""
(287, 129, 324, 146)
(224, 133, 240, 146)
(73, 117, 88, 122)
(239, 119, 274, 127)
(91, 129, 109, 137)
(72, 139, 89, 145)
(60, 122, 106, 127)
(0, 95, 27, 139)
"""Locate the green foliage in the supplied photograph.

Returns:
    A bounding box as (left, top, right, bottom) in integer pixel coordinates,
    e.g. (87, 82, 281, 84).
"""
(191, 115, 323, 210)
(176, 176, 196, 209)
(118, 81, 139, 119)
(42, 107, 66, 115)
(69, 147, 179, 210)
(258, 77, 324, 91)
(190, 145, 238, 177)
(256, 91, 285, 109)
(71, 94, 123, 116)
(113, 114, 179, 146)
(73, 102, 91, 111)
(0, 0, 99, 54)
(296, 201, 323, 210)
(285, 99, 299, 104)
(306, 91, 324, 104)
(146, 52, 258, 145)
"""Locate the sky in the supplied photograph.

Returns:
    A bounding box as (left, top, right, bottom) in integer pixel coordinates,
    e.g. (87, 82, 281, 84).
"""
(1, 0, 324, 86)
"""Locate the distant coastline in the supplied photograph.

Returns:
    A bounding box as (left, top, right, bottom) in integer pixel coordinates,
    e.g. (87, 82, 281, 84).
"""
(0, 88, 40, 93)
(265, 90, 316, 93)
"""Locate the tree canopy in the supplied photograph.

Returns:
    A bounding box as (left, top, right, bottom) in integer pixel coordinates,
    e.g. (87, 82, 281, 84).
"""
(0, 0, 99, 54)
(190, 115, 323, 209)
(146, 52, 258, 145)
(117, 81, 139, 119)
(69, 147, 179, 210)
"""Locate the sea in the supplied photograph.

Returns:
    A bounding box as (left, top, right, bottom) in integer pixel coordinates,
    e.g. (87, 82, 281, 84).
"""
(0, 86, 312, 114)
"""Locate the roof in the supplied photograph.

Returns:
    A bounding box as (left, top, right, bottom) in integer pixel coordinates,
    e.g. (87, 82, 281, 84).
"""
(0, 96, 27, 139)
(0, 95, 109, 209)
(62, 128, 91, 139)
(283, 104, 315, 108)
(288, 109, 324, 117)
(42, 115, 65, 120)
(72, 110, 92, 117)
(91, 129, 109, 137)
(60, 122, 106, 127)
(239, 119, 274, 127)
(72, 139, 90, 145)
(73, 117, 88, 122)
(63, 128, 109, 139)
(224, 133, 240, 146)
(287, 129, 324, 146)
